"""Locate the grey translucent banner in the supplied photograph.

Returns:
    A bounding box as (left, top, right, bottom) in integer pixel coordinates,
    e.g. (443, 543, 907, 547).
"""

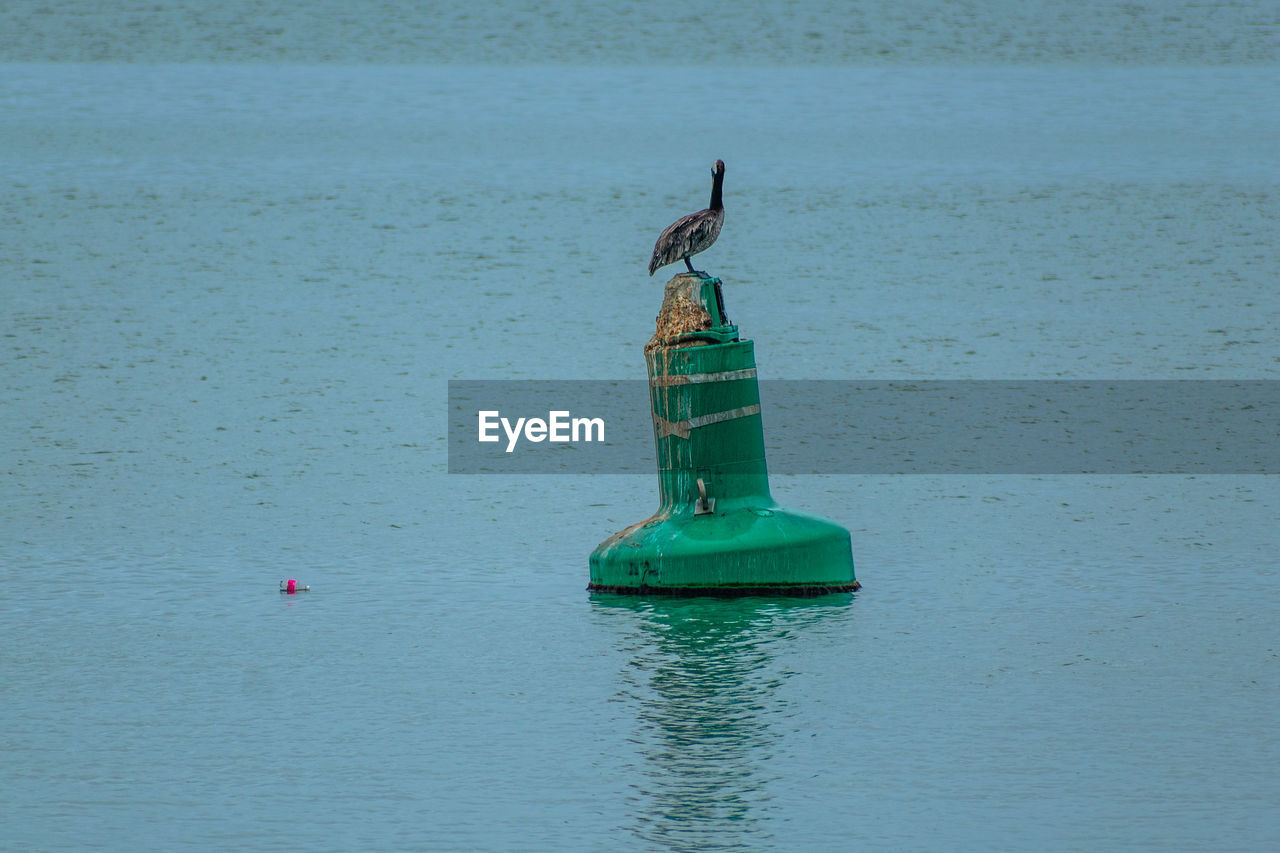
(447, 380, 1278, 474)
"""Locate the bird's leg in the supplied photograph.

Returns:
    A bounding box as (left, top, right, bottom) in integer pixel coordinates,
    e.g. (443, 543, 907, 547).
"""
(684, 257, 696, 274)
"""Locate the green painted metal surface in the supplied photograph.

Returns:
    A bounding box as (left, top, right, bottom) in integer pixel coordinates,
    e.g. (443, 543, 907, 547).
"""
(589, 277, 858, 596)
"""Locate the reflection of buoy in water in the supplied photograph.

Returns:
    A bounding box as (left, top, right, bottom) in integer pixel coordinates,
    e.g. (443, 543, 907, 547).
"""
(279, 579, 310, 594)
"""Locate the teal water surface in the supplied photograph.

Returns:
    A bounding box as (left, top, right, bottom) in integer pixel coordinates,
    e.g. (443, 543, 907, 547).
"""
(3, 3, 1279, 850)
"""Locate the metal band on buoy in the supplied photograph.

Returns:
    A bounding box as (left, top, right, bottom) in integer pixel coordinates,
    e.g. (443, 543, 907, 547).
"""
(649, 368, 758, 387)
(653, 404, 762, 440)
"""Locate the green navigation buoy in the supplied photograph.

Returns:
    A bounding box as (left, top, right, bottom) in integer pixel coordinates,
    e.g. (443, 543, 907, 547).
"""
(589, 273, 859, 596)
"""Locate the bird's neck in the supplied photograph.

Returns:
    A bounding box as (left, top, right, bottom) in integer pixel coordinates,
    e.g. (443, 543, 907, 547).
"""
(709, 172, 724, 211)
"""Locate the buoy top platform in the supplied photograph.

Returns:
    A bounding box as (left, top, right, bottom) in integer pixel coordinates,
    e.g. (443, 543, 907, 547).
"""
(280, 579, 310, 594)
(589, 273, 858, 597)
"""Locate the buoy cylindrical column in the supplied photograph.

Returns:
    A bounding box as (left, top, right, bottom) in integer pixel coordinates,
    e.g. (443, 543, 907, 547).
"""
(589, 274, 858, 596)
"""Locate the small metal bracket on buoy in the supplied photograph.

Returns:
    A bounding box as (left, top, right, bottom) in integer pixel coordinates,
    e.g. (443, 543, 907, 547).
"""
(695, 477, 716, 515)
(712, 280, 730, 326)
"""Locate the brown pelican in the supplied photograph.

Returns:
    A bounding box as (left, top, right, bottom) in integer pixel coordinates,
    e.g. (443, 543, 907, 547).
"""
(648, 159, 725, 277)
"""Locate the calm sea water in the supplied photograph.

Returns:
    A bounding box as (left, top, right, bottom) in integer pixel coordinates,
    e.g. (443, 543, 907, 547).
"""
(3, 3, 1279, 850)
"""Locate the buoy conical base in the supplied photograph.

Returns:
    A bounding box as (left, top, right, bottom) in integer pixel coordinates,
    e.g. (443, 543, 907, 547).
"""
(589, 503, 858, 596)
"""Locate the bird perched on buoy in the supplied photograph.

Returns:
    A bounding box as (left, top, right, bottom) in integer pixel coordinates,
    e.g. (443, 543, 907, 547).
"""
(649, 159, 725, 277)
